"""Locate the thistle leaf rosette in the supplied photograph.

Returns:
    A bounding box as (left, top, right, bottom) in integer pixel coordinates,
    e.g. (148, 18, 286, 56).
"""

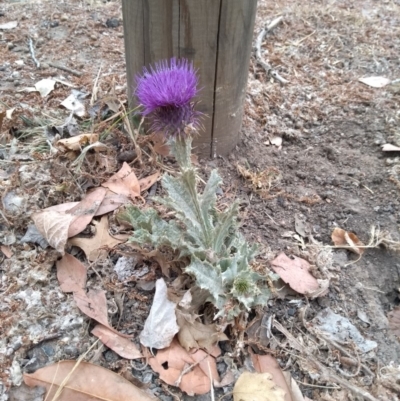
(122, 58, 270, 320)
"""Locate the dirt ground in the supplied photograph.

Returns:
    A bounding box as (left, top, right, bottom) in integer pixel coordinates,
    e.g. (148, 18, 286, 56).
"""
(1, 0, 400, 400)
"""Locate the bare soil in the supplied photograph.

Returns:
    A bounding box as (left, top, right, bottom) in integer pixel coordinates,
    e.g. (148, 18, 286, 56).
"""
(1, 0, 400, 400)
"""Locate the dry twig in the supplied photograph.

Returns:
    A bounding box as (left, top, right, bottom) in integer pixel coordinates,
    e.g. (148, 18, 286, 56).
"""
(273, 319, 379, 401)
(48, 62, 83, 77)
(255, 16, 289, 84)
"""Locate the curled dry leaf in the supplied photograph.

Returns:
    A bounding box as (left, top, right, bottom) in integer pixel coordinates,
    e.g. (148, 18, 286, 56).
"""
(176, 290, 228, 352)
(331, 227, 365, 255)
(0, 245, 13, 258)
(74, 288, 132, 338)
(152, 132, 171, 157)
(140, 278, 179, 349)
(57, 133, 99, 151)
(102, 162, 141, 200)
(270, 253, 319, 295)
(176, 311, 228, 353)
(67, 187, 107, 237)
(251, 353, 306, 401)
(95, 190, 129, 216)
(56, 253, 87, 293)
(145, 338, 220, 396)
(69, 215, 129, 262)
(61, 93, 86, 117)
(92, 324, 142, 359)
(24, 360, 157, 401)
(138, 172, 160, 192)
(233, 371, 286, 401)
(32, 210, 75, 253)
(34, 78, 56, 98)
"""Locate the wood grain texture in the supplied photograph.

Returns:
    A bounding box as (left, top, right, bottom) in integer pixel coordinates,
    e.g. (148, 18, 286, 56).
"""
(179, 0, 221, 155)
(121, 0, 145, 105)
(122, 0, 258, 157)
(212, 0, 258, 157)
(143, 0, 179, 64)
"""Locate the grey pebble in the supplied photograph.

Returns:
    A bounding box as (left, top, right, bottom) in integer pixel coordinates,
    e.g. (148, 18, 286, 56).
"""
(159, 396, 173, 401)
(142, 372, 153, 384)
(106, 18, 120, 28)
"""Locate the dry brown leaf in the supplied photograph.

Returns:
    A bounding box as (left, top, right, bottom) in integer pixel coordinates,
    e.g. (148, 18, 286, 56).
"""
(141, 249, 171, 277)
(69, 215, 128, 261)
(74, 288, 132, 338)
(233, 371, 286, 401)
(24, 360, 156, 401)
(152, 132, 170, 157)
(95, 190, 129, 216)
(0, 245, 13, 258)
(138, 172, 160, 192)
(56, 253, 87, 293)
(252, 353, 305, 401)
(176, 310, 228, 352)
(92, 324, 142, 359)
(67, 187, 107, 237)
(282, 372, 306, 401)
(146, 338, 220, 395)
(57, 133, 99, 151)
(45, 202, 80, 212)
(102, 162, 141, 200)
(32, 210, 75, 253)
(331, 227, 365, 255)
(270, 253, 319, 295)
(388, 306, 400, 337)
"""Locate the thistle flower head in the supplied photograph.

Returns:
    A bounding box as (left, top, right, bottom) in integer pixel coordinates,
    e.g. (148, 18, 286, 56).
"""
(135, 58, 202, 137)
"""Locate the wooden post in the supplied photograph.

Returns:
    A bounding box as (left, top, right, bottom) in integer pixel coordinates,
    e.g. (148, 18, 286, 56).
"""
(122, 0, 258, 157)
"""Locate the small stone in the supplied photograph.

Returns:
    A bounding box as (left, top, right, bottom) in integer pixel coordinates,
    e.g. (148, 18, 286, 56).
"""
(90, 34, 97, 40)
(142, 372, 153, 383)
(11, 71, 21, 79)
(36, 38, 45, 47)
(50, 20, 59, 28)
(15, 60, 24, 66)
(40, 62, 49, 70)
(106, 18, 120, 28)
(60, 14, 69, 21)
(159, 396, 172, 401)
(63, 345, 79, 357)
(117, 150, 136, 163)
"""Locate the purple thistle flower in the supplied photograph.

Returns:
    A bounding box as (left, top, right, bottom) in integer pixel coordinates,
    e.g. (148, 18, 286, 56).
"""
(135, 58, 202, 137)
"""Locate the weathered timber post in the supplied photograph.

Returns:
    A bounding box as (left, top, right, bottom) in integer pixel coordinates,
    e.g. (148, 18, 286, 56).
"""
(122, 0, 258, 157)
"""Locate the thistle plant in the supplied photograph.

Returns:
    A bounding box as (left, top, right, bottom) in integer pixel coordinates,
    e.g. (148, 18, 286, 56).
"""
(121, 58, 270, 320)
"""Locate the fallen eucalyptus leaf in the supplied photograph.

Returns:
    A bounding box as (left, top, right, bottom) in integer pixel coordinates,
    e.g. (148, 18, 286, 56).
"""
(331, 227, 365, 255)
(92, 324, 142, 359)
(32, 211, 74, 253)
(270, 253, 319, 295)
(145, 339, 219, 395)
(24, 361, 156, 401)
